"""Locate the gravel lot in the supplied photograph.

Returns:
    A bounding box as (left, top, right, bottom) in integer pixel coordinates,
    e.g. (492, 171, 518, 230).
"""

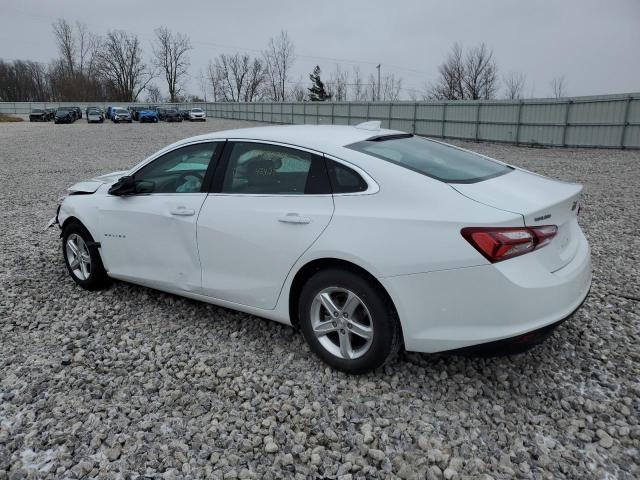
(0, 118, 638, 480)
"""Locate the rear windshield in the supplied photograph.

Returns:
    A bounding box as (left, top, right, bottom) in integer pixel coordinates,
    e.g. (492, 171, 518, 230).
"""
(347, 135, 512, 183)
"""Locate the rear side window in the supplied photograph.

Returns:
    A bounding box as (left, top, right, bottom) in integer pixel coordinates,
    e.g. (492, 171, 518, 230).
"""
(222, 142, 330, 195)
(326, 159, 368, 193)
(347, 135, 512, 183)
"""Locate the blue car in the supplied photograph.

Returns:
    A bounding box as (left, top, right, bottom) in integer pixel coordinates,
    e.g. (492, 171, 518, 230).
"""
(139, 109, 159, 123)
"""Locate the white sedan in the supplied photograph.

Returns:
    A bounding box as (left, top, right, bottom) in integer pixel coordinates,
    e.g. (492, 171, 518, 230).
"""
(49, 123, 592, 373)
(188, 108, 206, 121)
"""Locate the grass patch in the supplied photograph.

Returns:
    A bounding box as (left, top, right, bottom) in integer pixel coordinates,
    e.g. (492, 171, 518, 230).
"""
(0, 114, 24, 123)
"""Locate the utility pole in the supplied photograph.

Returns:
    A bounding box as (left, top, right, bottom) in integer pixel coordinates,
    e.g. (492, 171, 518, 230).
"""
(376, 64, 381, 101)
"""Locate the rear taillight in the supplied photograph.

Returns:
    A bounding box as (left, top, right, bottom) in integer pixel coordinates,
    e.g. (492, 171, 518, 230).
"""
(461, 225, 557, 263)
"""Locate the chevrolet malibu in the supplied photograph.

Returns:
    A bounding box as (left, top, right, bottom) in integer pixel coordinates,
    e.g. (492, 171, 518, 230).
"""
(48, 123, 591, 373)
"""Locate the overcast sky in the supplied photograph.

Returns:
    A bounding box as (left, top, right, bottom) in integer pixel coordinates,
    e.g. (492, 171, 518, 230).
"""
(1, 0, 638, 99)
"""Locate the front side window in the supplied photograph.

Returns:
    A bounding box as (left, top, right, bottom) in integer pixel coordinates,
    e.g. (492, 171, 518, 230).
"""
(347, 135, 512, 184)
(134, 142, 219, 194)
(222, 142, 329, 195)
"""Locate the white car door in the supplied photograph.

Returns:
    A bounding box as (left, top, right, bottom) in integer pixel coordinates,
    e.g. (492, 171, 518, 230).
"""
(197, 141, 334, 309)
(98, 141, 223, 292)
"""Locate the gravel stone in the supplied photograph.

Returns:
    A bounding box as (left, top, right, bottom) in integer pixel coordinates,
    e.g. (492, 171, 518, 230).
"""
(0, 120, 639, 479)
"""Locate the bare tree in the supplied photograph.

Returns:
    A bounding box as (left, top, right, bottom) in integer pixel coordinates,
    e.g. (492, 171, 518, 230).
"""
(550, 75, 567, 98)
(367, 73, 377, 101)
(52, 19, 76, 75)
(0, 59, 51, 101)
(97, 30, 154, 101)
(263, 30, 295, 101)
(153, 26, 192, 103)
(145, 84, 163, 103)
(211, 53, 265, 102)
(206, 60, 223, 102)
(291, 80, 306, 102)
(351, 66, 366, 101)
(503, 71, 526, 99)
(328, 64, 349, 101)
(427, 42, 465, 100)
(198, 69, 208, 102)
(463, 43, 498, 99)
(244, 57, 266, 102)
(428, 43, 498, 100)
(381, 73, 402, 101)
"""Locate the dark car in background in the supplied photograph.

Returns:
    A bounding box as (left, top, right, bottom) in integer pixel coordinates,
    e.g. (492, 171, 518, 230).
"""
(156, 107, 167, 121)
(29, 109, 48, 122)
(44, 108, 56, 121)
(54, 108, 75, 124)
(128, 105, 144, 121)
(163, 108, 182, 122)
(69, 106, 82, 120)
(178, 109, 190, 120)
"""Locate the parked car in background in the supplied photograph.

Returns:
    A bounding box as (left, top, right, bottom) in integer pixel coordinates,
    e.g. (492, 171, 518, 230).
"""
(86, 107, 104, 123)
(178, 109, 190, 120)
(156, 107, 167, 121)
(128, 106, 146, 121)
(69, 106, 82, 120)
(163, 108, 182, 122)
(188, 108, 206, 121)
(54, 108, 75, 124)
(47, 124, 591, 373)
(139, 109, 159, 123)
(29, 108, 48, 122)
(111, 108, 132, 123)
(45, 108, 56, 121)
(85, 106, 101, 117)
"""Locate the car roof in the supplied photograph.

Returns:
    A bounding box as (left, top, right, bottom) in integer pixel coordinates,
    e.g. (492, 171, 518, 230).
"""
(175, 124, 405, 155)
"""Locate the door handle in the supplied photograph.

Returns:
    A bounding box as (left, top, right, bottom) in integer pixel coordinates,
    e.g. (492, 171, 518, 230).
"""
(278, 213, 311, 224)
(170, 207, 196, 216)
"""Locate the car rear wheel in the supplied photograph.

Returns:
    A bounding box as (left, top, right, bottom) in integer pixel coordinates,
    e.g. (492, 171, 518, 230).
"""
(299, 268, 402, 374)
(62, 223, 109, 290)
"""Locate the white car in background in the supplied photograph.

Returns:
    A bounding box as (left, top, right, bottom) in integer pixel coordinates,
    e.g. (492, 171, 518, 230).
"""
(188, 108, 206, 121)
(48, 123, 591, 373)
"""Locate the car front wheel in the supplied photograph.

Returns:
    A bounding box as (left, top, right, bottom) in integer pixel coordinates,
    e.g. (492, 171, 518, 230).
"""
(62, 223, 109, 290)
(299, 268, 402, 374)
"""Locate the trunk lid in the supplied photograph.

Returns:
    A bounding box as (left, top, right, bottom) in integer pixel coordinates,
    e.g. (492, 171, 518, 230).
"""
(452, 169, 582, 271)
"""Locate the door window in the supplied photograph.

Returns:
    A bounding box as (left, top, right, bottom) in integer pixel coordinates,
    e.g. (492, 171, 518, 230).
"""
(134, 142, 219, 194)
(221, 142, 329, 195)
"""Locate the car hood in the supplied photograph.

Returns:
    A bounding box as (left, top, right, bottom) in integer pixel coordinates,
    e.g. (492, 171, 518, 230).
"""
(68, 170, 127, 193)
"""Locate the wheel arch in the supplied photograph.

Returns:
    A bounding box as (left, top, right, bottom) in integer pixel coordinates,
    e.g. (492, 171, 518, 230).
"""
(288, 257, 401, 334)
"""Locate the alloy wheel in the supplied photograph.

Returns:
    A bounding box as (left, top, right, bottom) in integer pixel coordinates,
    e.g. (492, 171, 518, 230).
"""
(310, 287, 374, 360)
(66, 233, 91, 281)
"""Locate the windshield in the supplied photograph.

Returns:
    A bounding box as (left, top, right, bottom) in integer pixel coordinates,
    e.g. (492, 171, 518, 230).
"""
(32, 109, 44, 113)
(191, 108, 203, 112)
(114, 108, 127, 114)
(57, 109, 71, 113)
(347, 135, 512, 184)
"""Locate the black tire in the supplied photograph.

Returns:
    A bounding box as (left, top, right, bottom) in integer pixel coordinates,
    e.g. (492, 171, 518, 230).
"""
(62, 222, 110, 291)
(298, 268, 402, 374)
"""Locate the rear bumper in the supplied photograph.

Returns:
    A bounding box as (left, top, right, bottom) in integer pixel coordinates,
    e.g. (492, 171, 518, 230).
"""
(381, 226, 592, 353)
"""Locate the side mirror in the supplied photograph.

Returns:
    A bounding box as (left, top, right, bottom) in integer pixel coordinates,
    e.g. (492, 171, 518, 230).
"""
(108, 176, 136, 196)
